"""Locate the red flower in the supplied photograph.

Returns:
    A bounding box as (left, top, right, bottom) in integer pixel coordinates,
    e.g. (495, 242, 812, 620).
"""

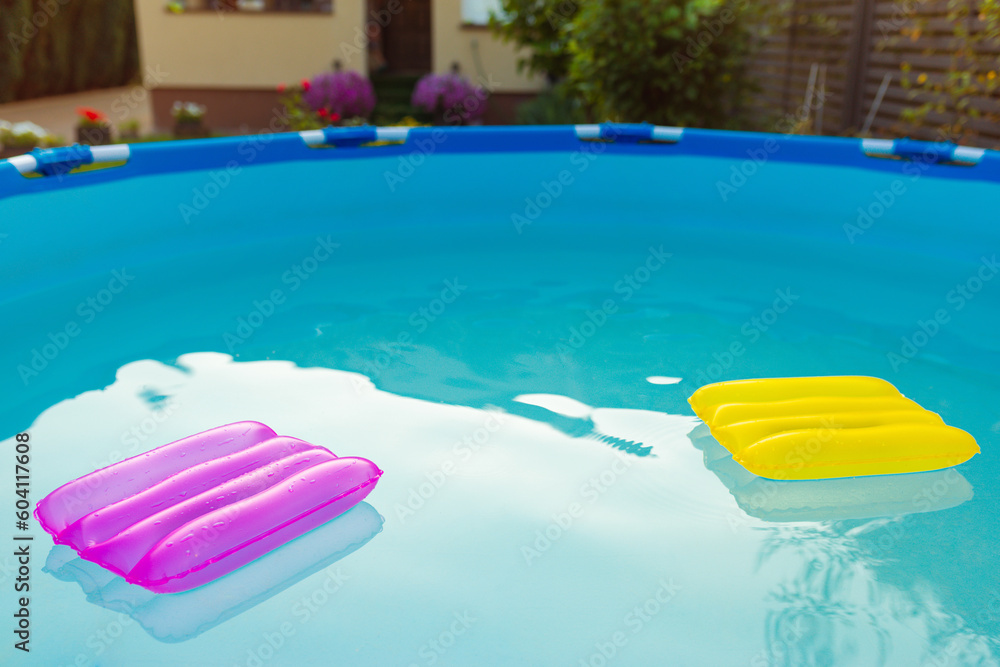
(277, 83, 286, 93)
(76, 106, 105, 122)
(300, 78, 311, 92)
(329, 112, 341, 123)
(317, 108, 329, 119)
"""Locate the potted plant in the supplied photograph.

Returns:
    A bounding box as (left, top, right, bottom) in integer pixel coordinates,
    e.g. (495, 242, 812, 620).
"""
(76, 107, 112, 145)
(172, 101, 209, 139)
(411, 72, 488, 126)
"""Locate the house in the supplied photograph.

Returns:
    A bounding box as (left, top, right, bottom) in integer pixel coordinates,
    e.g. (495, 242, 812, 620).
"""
(133, 0, 542, 131)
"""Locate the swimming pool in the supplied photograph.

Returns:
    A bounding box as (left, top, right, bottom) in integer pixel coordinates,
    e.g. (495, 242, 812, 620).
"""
(1, 124, 998, 665)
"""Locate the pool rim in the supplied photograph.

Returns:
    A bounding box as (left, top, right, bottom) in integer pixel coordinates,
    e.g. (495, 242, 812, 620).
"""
(2, 123, 998, 198)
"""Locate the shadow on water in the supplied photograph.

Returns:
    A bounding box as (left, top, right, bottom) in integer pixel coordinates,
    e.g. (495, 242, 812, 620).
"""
(687, 423, 974, 522)
(43, 503, 383, 643)
(686, 426, 1000, 663)
(505, 395, 653, 456)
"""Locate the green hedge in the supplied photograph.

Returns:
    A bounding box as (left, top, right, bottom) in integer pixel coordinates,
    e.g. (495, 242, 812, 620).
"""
(0, 0, 139, 104)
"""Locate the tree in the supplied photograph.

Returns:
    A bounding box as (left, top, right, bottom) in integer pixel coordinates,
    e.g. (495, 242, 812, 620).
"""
(491, 0, 760, 128)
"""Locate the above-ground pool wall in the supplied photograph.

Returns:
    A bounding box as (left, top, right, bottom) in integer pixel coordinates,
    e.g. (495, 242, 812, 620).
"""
(2, 128, 999, 297)
(1, 126, 999, 435)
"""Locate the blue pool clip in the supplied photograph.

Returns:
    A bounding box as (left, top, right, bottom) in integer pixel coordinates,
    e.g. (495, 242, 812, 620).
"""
(321, 125, 378, 148)
(599, 122, 655, 143)
(29, 145, 95, 177)
(892, 138, 956, 164)
(30, 144, 94, 176)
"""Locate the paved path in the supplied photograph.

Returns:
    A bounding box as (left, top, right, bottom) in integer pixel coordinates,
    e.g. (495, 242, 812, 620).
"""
(0, 86, 152, 144)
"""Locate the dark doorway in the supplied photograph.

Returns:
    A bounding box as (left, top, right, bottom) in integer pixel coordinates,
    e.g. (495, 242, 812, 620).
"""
(380, 0, 432, 74)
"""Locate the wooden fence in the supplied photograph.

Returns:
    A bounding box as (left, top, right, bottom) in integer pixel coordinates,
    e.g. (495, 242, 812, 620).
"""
(748, 0, 1000, 148)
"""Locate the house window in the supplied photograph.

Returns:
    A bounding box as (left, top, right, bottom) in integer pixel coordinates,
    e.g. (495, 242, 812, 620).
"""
(461, 0, 502, 25)
(195, 0, 333, 12)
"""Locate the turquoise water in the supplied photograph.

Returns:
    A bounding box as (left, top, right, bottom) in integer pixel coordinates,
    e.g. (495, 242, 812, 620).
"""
(1, 151, 999, 665)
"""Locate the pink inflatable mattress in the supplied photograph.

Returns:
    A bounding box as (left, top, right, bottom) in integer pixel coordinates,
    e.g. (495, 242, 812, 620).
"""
(35, 422, 382, 593)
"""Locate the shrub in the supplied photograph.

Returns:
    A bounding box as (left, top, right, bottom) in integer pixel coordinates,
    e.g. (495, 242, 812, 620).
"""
(411, 73, 488, 124)
(302, 71, 376, 121)
(515, 84, 587, 124)
(567, 0, 756, 128)
(493, 0, 758, 128)
(897, 0, 1000, 144)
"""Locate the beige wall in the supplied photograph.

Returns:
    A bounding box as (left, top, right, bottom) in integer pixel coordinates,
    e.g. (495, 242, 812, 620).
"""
(432, 0, 542, 93)
(134, 0, 367, 88)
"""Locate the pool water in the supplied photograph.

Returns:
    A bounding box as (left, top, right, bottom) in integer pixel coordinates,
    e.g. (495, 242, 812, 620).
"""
(1, 145, 999, 666)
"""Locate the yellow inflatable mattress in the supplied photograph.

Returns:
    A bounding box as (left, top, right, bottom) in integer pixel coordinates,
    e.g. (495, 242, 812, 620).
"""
(688, 376, 979, 480)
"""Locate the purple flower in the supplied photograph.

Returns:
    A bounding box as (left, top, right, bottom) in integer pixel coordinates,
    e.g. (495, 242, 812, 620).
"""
(302, 71, 376, 119)
(411, 73, 487, 122)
